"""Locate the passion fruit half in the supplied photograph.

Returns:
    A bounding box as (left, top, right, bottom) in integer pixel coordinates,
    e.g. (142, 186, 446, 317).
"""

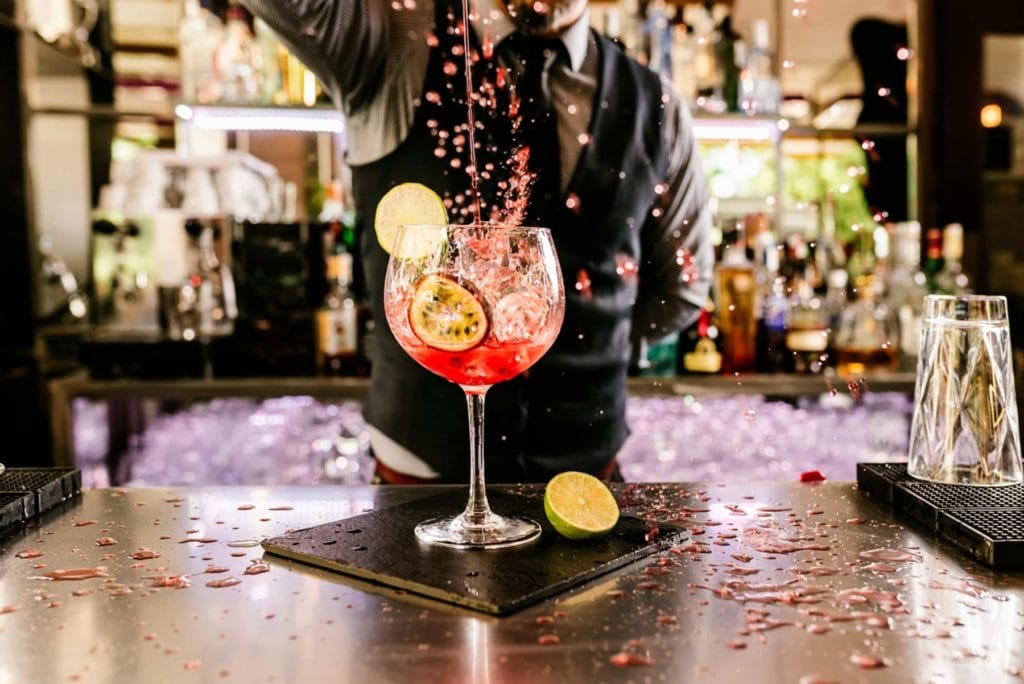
(408, 274, 489, 352)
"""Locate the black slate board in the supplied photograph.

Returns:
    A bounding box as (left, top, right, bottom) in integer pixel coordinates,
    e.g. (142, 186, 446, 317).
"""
(263, 490, 687, 615)
(857, 461, 1024, 568)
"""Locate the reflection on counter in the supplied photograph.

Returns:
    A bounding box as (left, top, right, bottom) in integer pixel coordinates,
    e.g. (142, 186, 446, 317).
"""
(72, 391, 912, 489)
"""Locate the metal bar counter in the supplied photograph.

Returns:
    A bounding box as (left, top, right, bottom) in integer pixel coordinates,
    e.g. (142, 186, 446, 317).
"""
(1, 483, 1021, 683)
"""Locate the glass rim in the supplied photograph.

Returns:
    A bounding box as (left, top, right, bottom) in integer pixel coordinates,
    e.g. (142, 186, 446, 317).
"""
(923, 294, 1007, 304)
(397, 223, 553, 235)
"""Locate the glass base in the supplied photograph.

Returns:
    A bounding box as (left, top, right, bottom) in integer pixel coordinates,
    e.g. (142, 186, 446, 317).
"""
(414, 512, 542, 549)
(908, 463, 1023, 486)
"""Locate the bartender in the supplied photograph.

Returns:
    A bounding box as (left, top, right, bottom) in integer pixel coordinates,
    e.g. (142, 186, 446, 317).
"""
(242, 0, 714, 483)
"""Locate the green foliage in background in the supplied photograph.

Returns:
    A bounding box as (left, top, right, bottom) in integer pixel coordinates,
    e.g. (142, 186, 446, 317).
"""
(783, 140, 874, 245)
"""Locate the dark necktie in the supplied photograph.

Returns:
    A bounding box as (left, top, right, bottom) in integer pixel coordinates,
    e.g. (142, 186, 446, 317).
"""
(500, 34, 565, 225)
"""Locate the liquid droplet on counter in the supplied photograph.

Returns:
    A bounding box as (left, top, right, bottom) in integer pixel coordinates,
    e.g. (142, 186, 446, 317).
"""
(859, 548, 917, 562)
(226, 539, 262, 548)
(33, 567, 109, 581)
(609, 652, 654, 667)
(96, 537, 117, 547)
(15, 549, 44, 559)
(130, 549, 160, 560)
(206, 577, 242, 589)
(152, 575, 191, 589)
(850, 653, 887, 669)
(244, 560, 270, 576)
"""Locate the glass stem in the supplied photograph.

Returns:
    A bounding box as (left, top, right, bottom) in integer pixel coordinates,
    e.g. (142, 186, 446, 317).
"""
(462, 388, 492, 527)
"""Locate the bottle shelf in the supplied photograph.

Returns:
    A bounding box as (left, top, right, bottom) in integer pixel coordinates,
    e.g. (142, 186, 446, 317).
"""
(174, 103, 344, 134)
(27, 105, 174, 120)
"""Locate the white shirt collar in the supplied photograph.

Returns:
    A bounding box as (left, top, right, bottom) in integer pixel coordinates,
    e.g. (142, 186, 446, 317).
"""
(475, 0, 590, 72)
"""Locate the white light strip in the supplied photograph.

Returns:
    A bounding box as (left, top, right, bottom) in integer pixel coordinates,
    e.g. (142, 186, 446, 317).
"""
(692, 118, 782, 142)
(175, 104, 345, 134)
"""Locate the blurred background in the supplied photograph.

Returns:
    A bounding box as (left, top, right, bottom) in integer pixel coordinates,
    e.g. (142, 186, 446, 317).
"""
(1, 0, 1022, 487)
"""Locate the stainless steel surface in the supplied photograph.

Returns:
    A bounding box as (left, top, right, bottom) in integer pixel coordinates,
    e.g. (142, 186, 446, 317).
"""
(1, 483, 1021, 683)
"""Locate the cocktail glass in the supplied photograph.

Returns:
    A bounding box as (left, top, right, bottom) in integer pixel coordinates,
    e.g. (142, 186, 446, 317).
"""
(384, 223, 565, 548)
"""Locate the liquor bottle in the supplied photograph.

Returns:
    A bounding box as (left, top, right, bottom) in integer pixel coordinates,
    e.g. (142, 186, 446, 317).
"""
(714, 221, 757, 373)
(179, 0, 224, 104)
(254, 18, 283, 104)
(755, 275, 790, 373)
(886, 221, 928, 369)
(678, 300, 722, 374)
(671, 22, 697, 107)
(316, 251, 365, 376)
(832, 275, 899, 379)
(922, 227, 944, 289)
(216, 2, 263, 104)
(713, 10, 740, 113)
(822, 267, 849, 372)
(739, 19, 780, 115)
(689, 3, 722, 113)
(785, 272, 829, 374)
(933, 222, 970, 295)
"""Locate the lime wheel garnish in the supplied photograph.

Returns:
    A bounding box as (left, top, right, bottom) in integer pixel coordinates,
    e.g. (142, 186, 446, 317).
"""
(408, 274, 489, 352)
(374, 182, 448, 256)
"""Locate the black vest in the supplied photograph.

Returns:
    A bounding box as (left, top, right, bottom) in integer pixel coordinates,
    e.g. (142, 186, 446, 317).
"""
(351, 4, 668, 481)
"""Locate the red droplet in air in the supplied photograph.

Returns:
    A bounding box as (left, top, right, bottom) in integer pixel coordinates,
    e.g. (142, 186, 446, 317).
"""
(425, 33, 439, 48)
(496, 67, 507, 89)
(676, 247, 700, 285)
(799, 470, 827, 483)
(615, 254, 639, 282)
(847, 380, 861, 400)
(442, 61, 458, 76)
(424, 91, 442, 105)
(575, 269, 593, 300)
(565, 193, 581, 213)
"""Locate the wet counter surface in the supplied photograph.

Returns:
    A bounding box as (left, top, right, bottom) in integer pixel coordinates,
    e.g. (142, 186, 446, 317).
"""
(0, 483, 1021, 683)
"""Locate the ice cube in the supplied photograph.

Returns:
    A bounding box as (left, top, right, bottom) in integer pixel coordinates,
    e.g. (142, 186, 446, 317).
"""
(492, 289, 550, 343)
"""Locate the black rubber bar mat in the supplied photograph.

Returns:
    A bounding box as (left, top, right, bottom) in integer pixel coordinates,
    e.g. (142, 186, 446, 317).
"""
(0, 468, 82, 534)
(0, 492, 34, 532)
(857, 461, 1024, 568)
(263, 490, 687, 615)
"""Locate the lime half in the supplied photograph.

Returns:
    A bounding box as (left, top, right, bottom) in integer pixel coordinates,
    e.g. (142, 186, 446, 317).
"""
(544, 471, 620, 540)
(374, 182, 448, 256)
